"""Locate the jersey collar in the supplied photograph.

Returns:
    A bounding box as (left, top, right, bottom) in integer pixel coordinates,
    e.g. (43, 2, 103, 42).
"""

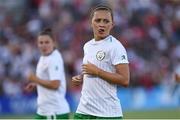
(91, 35, 112, 45)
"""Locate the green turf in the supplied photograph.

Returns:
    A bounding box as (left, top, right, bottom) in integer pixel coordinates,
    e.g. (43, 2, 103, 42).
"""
(123, 108, 180, 119)
(0, 108, 180, 119)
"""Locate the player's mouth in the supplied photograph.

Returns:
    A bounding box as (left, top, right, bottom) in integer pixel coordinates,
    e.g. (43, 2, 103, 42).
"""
(42, 48, 48, 54)
(98, 29, 105, 34)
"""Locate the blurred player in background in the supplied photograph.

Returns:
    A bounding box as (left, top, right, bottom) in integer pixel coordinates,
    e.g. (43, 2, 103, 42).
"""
(173, 60, 180, 105)
(175, 64, 180, 83)
(25, 28, 70, 119)
(72, 5, 130, 119)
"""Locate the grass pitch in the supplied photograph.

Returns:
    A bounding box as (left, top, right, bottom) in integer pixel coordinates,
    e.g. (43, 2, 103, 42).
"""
(0, 108, 180, 119)
(123, 108, 180, 119)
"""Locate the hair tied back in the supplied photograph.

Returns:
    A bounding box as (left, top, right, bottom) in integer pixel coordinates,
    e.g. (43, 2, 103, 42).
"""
(43, 28, 52, 33)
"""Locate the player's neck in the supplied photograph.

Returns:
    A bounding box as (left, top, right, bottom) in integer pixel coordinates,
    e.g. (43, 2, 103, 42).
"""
(94, 35, 109, 41)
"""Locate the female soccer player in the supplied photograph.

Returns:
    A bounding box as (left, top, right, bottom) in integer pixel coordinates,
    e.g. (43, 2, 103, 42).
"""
(25, 28, 70, 119)
(72, 5, 130, 119)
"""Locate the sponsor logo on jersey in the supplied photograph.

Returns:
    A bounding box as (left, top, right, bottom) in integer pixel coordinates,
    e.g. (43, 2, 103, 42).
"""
(96, 51, 105, 61)
(55, 66, 59, 71)
(121, 55, 126, 60)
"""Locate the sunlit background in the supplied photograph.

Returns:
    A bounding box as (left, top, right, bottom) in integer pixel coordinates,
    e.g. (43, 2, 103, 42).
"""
(0, 0, 180, 119)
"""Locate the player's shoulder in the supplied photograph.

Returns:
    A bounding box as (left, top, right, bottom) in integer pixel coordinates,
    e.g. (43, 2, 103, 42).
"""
(85, 38, 94, 44)
(109, 35, 120, 43)
(108, 35, 124, 48)
(83, 38, 94, 48)
(49, 49, 62, 61)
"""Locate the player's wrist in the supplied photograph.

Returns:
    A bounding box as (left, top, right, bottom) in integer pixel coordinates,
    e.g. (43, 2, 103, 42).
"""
(96, 68, 101, 77)
(34, 77, 41, 84)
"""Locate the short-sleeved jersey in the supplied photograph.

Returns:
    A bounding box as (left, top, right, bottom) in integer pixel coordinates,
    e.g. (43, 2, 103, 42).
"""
(76, 35, 129, 117)
(36, 49, 70, 116)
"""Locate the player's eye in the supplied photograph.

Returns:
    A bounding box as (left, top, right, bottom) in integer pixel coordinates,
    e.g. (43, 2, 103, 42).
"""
(103, 19, 110, 24)
(95, 19, 101, 23)
(45, 41, 50, 44)
(39, 41, 43, 44)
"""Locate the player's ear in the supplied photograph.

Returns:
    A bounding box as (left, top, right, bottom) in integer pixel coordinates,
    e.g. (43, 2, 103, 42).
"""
(111, 22, 114, 29)
(112, 22, 114, 28)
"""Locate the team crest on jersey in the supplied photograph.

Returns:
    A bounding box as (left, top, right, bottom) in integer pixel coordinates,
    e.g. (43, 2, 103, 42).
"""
(96, 51, 105, 61)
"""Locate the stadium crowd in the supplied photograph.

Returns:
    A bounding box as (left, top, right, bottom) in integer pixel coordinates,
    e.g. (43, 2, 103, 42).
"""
(0, 0, 179, 106)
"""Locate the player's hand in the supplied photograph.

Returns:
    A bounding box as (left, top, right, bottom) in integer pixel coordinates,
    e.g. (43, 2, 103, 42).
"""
(24, 83, 36, 92)
(72, 75, 83, 86)
(28, 72, 38, 83)
(82, 61, 100, 76)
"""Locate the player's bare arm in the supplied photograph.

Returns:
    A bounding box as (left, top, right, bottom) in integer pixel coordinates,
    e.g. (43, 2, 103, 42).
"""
(82, 61, 129, 87)
(72, 74, 83, 86)
(175, 73, 180, 83)
(28, 72, 60, 90)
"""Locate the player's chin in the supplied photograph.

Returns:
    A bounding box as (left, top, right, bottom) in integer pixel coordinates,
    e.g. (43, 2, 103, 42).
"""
(98, 35, 107, 39)
(42, 51, 51, 56)
(99, 32, 109, 37)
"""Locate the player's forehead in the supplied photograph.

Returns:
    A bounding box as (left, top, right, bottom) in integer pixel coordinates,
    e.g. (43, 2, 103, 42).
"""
(93, 10, 112, 20)
(38, 35, 52, 42)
